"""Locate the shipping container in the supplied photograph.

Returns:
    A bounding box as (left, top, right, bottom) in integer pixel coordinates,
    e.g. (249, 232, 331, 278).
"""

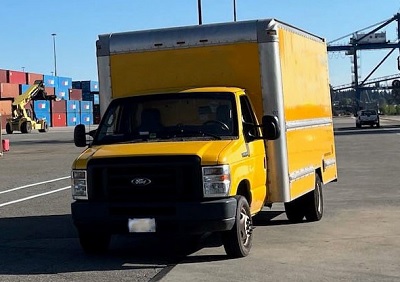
(45, 86, 55, 96)
(33, 100, 50, 113)
(69, 88, 82, 100)
(26, 72, 43, 85)
(0, 83, 20, 98)
(80, 101, 93, 113)
(1, 114, 11, 130)
(67, 100, 80, 113)
(35, 111, 51, 126)
(0, 100, 12, 115)
(67, 112, 81, 126)
(72, 81, 81, 89)
(19, 84, 31, 94)
(81, 80, 99, 92)
(82, 92, 100, 104)
(43, 75, 57, 87)
(51, 112, 67, 127)
(51, 100, 66, 113)
(0, 69, 7, 83)
(80, 112, 93, 125)
(8, 70, 27, 84)
(57, 76, 73, 88)
(55, 86, 69, 100)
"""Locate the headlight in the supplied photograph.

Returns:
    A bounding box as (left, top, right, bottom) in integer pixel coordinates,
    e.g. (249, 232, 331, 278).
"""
(202, 165, 231, 198)
(71, 170, 88, 200)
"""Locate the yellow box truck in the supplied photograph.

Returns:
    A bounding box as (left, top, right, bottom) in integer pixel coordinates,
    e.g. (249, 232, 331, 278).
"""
(71, 19, 337, 257)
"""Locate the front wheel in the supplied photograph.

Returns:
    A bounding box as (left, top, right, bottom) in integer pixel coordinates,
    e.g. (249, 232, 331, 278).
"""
(221, 196, 253, 258)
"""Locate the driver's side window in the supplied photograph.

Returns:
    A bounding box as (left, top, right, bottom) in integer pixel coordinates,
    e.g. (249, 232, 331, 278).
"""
(240, 96, 260, 142)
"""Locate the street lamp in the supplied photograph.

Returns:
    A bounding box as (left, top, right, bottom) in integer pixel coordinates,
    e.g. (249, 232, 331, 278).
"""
(233, 0, 237, 22)
(51, 33, 57, 77)
(197, 0, 202, 25)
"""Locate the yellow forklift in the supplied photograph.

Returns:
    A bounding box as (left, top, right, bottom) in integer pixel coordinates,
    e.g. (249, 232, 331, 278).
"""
(6, 80, 57, 134)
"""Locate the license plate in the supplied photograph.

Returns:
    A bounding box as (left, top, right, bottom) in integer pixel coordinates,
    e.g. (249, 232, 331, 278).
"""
(128, 218, 156, 233)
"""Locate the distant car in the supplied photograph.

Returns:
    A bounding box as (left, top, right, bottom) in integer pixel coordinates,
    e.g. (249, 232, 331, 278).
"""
(356, 109, 380, 128)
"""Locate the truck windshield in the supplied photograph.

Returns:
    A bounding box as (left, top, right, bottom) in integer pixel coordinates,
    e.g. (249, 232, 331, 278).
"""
(93, 92, 238, 145)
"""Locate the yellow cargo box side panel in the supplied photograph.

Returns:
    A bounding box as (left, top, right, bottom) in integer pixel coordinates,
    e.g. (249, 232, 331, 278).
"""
(277, 27, 337, 200)
(109, 43, 264, 118)
(278, 28, 332, 120)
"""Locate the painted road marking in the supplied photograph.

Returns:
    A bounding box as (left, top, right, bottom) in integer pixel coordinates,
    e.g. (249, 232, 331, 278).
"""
(0, 176, 70, 195)
(0, 186, 70, 208)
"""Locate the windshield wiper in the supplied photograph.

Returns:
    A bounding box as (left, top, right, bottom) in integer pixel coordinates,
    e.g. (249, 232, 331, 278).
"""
(166, 128, 221, 140)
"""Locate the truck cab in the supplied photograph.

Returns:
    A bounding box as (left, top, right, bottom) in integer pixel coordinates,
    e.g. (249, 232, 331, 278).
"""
(72, 87, 279, 257)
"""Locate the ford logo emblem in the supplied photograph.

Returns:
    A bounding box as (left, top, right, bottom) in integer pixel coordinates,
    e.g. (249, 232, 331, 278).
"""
(131, 178, 152, 186)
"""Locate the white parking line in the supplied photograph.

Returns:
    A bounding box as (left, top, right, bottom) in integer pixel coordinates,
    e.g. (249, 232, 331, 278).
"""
(0, 186, 70, 208)
(0, 176, 70, 195)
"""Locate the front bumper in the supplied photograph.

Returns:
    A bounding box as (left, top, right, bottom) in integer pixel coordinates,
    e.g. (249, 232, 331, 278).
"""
(71, 197, 237, 235)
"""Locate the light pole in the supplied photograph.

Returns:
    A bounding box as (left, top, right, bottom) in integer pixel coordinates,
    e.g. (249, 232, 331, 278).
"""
(51, 33, 57, 77)
(197, 0, 202, 25)
(233, 0, 237, 22)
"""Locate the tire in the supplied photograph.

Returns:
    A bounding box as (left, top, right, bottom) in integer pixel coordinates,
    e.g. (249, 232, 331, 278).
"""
(39, 122, 49, 133)
(222, 196, 253, 258)
(356, 123, 361, 128)
(304, 174, 324, 222)
(21, 121, 32, 134)
(78, 229, 111, 254)
(6, 123, 13, 134)
(284, 197, 305, 223)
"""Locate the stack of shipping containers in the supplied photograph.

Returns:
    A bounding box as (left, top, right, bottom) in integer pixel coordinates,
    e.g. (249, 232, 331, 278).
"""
(0, 67, 99, 130)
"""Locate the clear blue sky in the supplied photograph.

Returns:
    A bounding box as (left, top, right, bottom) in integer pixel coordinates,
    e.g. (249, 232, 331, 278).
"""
(1, 0, 400, 87)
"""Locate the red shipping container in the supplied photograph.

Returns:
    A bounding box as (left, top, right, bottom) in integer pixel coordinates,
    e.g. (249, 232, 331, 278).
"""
(7, 70, 26, 84)
(45, 86, 55, 96)
(26, 72, 44, 85)
(51, 112, 66, 127)
(0, 100, 12, 115)
(0, 69, 7, 83)
(69, 88, 82, 100)
(1, 114, 11, 129)
(0, 83, 20, 98)
(51, 100, 66, 113)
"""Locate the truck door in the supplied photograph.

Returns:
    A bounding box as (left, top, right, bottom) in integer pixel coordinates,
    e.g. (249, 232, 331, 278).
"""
(239, 95, 267, 213)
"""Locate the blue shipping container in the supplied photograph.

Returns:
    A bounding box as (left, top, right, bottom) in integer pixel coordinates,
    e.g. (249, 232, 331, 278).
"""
(19, 84, 31, 94)
(57, 76, 72, 88)
(33, 100, 50, 113)
(66, 100, 80, 113)
(80, 112, 93, 125)
(67, 112, 81, 126)
(35, 112, 51, 126)
(55, 86, 70, 100)
(43, 75, 57, 87)
(80, 101, 93, 113)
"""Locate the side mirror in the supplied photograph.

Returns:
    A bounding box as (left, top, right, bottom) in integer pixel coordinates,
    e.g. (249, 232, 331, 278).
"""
(261, 115, 280, 140)
(74, 124, 87, 147)
(88, 129, 97, 138)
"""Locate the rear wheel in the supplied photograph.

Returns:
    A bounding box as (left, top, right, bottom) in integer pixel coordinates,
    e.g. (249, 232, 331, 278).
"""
(222, 196, 253, 258)
(284, 197, 305, 223)
(38, 122, 49, 133)
(304, 174, 324, 222)
(5, 123, 13, 134)
(78, 229, 111, 254)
